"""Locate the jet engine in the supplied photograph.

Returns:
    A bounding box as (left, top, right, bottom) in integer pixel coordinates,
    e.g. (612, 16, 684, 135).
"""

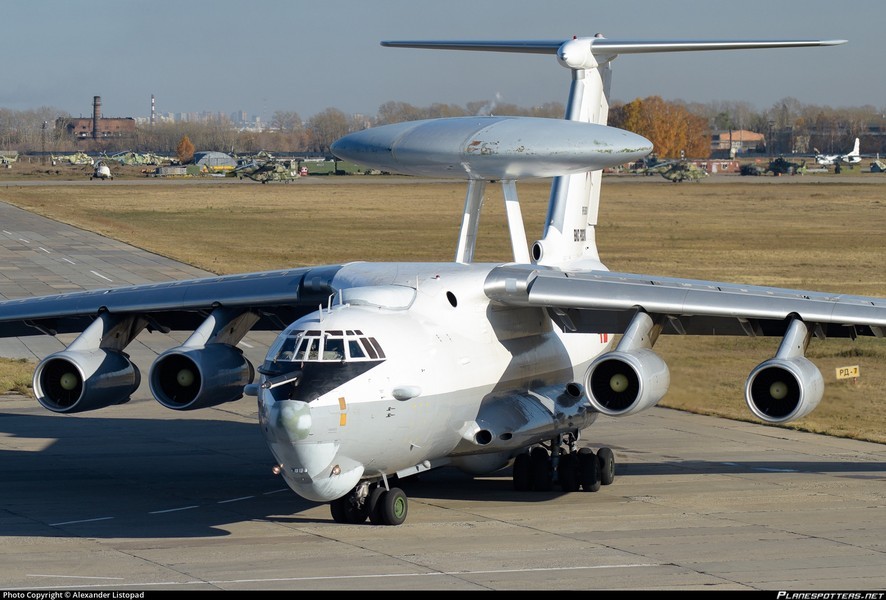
(149, 343, 254, 410)
(745, 356, 823, 423)
(584, 348, 670, 417)
(33, 349, 140, 413)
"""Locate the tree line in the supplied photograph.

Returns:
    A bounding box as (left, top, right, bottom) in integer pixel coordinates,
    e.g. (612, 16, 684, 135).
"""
(2, 97, 884, 160)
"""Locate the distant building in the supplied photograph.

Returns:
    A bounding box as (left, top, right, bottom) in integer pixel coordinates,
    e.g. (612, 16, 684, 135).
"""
(56, 96, 136, 139)
(711, 129, 765, 158)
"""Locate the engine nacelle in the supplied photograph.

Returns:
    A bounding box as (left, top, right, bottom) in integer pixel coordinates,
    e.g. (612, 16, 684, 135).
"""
(33, 349, 140, 413)
(149, 343, 254, 410)
(745, 356, 823, 423)
(584, 349, 670, 417)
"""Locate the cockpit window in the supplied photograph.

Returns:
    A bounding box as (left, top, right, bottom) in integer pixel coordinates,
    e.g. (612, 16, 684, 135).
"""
(272, 329, 384, 364)
(366, 337, 386, 359)
(296, 337, 318, 361)
(323, 338, 344, 360)
(347, 339, 366, 359)
(275, 335, 299, 361)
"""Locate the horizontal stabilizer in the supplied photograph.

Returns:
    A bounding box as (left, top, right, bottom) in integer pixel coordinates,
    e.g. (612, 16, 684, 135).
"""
(382, 38, 847, 57)
(384, 38, 847, 70)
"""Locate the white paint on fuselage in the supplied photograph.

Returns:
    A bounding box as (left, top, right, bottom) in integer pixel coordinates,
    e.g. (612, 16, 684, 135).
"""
(259, 262, 610, 502)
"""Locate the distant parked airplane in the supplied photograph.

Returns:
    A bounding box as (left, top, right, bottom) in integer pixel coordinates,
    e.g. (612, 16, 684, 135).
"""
(814, 138, 861, 167)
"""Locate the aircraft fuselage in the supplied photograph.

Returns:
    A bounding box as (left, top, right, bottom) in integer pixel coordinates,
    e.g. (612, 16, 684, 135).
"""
(256, 262, 607, 502)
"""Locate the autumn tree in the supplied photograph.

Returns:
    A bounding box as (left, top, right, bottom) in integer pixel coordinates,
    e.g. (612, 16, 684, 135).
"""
(176, 135, 195, 164)
(610, 96, 710, 159)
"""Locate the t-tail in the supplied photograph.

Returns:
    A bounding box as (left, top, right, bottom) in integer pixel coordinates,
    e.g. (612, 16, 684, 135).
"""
(382, 37, 846, 269)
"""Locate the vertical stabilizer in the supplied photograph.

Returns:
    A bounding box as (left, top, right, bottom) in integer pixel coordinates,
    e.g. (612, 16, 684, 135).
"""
(530, 36, 846, 269)
(381, 37, 846, 268)
(849, 137, 860, 158)
(533, 36, 614, 270)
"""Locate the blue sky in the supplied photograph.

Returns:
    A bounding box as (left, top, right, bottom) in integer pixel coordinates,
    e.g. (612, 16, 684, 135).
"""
(1, 0, 881, 121)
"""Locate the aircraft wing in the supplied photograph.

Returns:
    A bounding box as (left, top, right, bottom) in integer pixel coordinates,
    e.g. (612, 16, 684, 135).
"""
(0, 265, 342, 338)
(484, 264, 886, 339)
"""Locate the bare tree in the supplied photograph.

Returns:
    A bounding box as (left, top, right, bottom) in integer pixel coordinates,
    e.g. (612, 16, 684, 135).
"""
(271, 110, 304, 132)
(307, 108, 353, 153)
(376, 101, 424, 125)
(5, 95, 884, 158)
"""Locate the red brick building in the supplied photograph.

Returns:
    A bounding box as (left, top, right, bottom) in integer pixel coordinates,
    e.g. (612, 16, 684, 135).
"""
(56, 96, 136, 140)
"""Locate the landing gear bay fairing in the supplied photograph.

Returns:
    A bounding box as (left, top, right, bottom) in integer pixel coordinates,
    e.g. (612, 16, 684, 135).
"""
(3, 36, 875, 526)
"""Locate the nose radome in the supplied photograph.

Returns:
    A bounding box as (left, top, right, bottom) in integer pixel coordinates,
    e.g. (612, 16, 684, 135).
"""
(280, 400, 312, 440)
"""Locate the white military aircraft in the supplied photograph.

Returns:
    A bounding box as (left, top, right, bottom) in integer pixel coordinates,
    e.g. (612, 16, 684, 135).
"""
(3, 36, 878, 528)
(89, 160, 113, 180)
(814, 137, 862, 166)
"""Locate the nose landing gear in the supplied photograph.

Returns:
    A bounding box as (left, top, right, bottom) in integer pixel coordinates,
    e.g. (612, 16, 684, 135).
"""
(330, 482, 408, 526)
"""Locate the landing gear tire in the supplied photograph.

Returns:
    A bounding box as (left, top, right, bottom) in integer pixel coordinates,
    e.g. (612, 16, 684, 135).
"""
(380, 487, 408, 525)
(330, 494, 369, 524)
(530, 446, 553, 492)
(597, 447, 616, 486)
(578, 448, 601, 492)
(513, 453, 532, 491)
(367, 486, 386, 525)
(558, 453, 580, 492)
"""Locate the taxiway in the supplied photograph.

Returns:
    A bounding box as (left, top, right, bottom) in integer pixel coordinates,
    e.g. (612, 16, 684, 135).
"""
(1, 199, 884, 591)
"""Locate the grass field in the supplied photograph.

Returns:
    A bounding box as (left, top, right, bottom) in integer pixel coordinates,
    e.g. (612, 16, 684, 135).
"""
(2, 173, 886, 443)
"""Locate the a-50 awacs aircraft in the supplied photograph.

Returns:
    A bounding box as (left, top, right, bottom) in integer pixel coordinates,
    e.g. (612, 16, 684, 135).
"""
(2, 36, 875, 527)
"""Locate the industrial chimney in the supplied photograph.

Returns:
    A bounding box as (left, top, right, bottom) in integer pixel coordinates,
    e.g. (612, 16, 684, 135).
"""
(92, 96, 101, 139)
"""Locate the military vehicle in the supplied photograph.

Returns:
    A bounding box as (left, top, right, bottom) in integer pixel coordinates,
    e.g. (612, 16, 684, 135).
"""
(739, 163, 765, 176)
(232, 151, 303, 183)
(0, 151, 17, 168)
(89, 160, 113, 180)
(234, 156, 302, 183)
(51, 152, 94, 166)
(102, 151, 173, 166)
(637, 158, 708, 182)
(766, 157, 806, 176)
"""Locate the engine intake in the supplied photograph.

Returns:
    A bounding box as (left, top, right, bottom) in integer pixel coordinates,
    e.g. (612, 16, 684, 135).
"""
(33, 349, 140, 413)
(745, 356, 823, 423)
(149, 343, 254, 410)
(584, 348, 669, 417)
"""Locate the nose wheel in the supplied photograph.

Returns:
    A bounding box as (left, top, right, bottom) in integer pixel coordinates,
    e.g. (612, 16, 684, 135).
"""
(372, 487, 407, 525)
(330, 483, 408, 526)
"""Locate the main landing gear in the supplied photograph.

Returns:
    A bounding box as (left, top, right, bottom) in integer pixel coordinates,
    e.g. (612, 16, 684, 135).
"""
(330, 481, 407, 526)
(512, 433, 616, 493)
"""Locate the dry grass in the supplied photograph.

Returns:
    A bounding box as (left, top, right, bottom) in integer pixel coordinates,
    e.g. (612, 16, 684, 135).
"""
(2, 174, 886, 443)
(0, 357, 33, 396)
